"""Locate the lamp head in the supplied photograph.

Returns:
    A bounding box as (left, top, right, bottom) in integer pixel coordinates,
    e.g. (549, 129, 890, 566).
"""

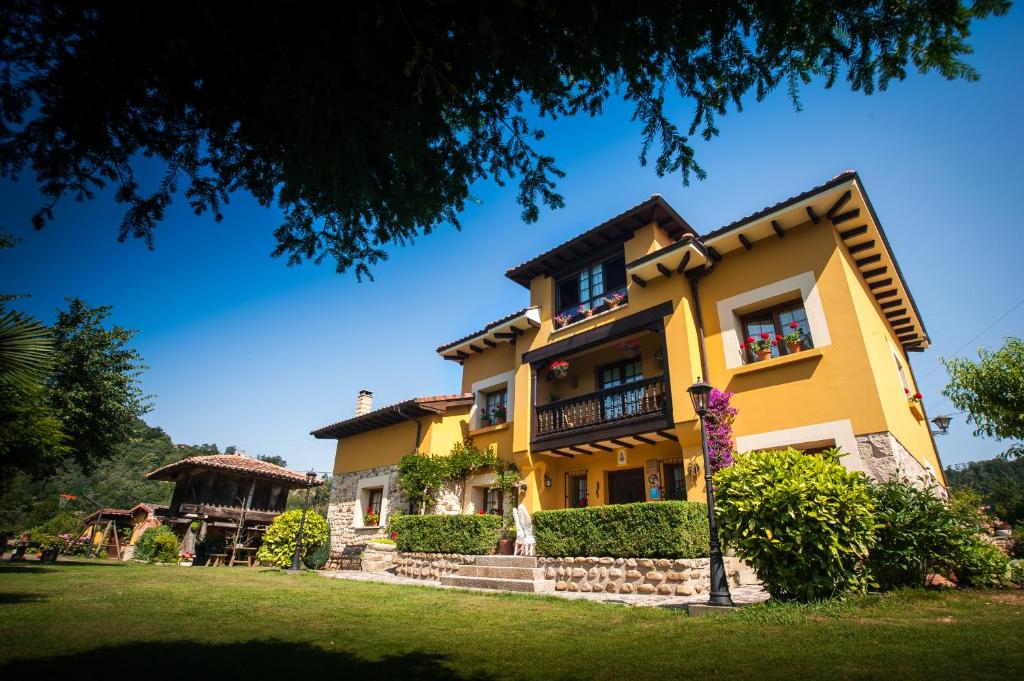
(687, 378, 713, 416)
(931, 414, 952, 434)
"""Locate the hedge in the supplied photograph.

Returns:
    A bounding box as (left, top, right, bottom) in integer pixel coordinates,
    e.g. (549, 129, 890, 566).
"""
(391, 514, 502, 554)
(533, 501, 709, 558)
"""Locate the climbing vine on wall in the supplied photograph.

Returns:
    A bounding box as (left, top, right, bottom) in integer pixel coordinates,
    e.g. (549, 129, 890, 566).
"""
(397, 441, 504, 514)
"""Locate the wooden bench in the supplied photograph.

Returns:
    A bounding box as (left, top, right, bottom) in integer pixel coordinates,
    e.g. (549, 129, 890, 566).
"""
(207, 553, 227, 567)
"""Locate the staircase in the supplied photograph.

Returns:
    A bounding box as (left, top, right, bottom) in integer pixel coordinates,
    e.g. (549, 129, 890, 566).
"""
(439, 555, 553, 593)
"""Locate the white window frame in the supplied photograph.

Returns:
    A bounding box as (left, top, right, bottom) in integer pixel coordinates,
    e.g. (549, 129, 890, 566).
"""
(889, 342, 911, 393)
(353, 474, 390, 529)
(716, 271, 831, 370)
(462, 471, 498, 514)
(471, 370, 516, 429)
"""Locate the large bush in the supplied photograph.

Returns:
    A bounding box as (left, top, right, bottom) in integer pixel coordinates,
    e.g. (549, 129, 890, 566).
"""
(391, 514, 501, 554)
(533, 501, 708, 558)
(714, 448, 876, 601)
(256, 510, 329, 568)
(134, 525, 180, 563)
(954, 536, 1011, 587)
(31, 511, 82, 537)
(303, 531, 331, 570)
(866, 479, 964, 589)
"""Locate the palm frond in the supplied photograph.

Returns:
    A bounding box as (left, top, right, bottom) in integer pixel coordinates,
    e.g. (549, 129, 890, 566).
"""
(0, 309, 53, 391)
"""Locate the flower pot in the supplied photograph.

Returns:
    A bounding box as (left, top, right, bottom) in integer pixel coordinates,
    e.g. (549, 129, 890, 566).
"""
(786, 341, 803, 355)
(492, 415, 505, 425)
(497, 539, 514, 555)
(756, 349, 773, 362)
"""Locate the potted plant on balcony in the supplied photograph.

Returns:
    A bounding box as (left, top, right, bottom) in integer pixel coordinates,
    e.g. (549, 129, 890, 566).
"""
(604, 291, 626, 309)
(553, 312, 573, 329)
(741, 333, 779, 362)
(782, 322, 807, 354)
(480, 409, 492, 427)
(906, 388, 925, 420)
(548, 359, 570, 380)
(616, 339, 641, 358)
(491, 461, 521, 554)
(492, 403, 507, 425)
(363, 507, 380, 527)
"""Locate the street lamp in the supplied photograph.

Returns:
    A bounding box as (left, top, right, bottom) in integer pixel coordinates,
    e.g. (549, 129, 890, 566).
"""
(687, 378, 734, 608)
(930, 414, 952, 436)
(288, 469, 320, 571)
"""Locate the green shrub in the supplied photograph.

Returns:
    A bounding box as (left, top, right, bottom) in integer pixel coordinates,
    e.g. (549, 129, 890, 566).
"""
(533, 501, 708, 558)
(31, 511, 82, 538)
(303, 531, 331, 570)
(1010, 559, 1024, 586)
(391, 514, 501, 554)
(134, 526, 179, 563)
(714, 448, 876, 601)
(256, 510, 329, 568)
(866, 479, 964, 589)
(953, 537, 1010, 587)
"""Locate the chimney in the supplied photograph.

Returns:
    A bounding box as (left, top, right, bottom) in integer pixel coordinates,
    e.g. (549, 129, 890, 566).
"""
(355, 390, 373, 416)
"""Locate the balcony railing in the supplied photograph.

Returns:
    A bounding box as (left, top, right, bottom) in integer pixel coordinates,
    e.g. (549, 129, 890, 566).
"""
(535, 376, 667, 439)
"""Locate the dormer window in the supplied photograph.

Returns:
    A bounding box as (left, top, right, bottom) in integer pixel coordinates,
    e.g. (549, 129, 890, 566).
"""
(555, 253, 627, 327)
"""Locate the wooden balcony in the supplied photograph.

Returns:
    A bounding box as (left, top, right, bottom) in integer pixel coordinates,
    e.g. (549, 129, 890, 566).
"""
(532, 376, 671, 450)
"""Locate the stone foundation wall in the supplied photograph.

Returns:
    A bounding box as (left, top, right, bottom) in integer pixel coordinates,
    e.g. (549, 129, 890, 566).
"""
(327, 464, 405, 549)
(538, 557, 754, 595)
(855, 432, 946, 497)
(394, 552, 477, 580)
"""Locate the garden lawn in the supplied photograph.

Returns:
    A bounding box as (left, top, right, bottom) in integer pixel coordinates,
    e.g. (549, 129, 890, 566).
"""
(0, 560, 1021, 680)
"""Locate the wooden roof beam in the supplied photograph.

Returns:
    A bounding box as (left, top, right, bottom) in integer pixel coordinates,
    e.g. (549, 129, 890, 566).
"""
(831, 208, 861, 225)
(656, 263, 672, 278)
(631, 274, 647, 288)
(675, 251, 692, 273)
(825, 190, 852, 219)
(738, 234, 753, 250)
(771, 220, 785, 238)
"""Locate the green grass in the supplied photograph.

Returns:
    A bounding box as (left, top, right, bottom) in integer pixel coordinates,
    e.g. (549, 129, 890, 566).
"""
(0, 560, 1021, 680)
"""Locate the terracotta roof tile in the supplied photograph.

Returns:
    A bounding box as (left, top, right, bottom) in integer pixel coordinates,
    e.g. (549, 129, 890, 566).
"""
(145, 454, 316, 485)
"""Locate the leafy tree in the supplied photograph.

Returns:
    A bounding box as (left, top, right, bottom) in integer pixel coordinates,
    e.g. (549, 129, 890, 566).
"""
(256, 454, 287, 467)
(942, 337, 1024, 459)
(0, 309, 52, 392)
(224, 446, 238, 455)
(945, 456, 1024, 524)
(0, 2, 1008, 277)
(47, 298, 151, 470)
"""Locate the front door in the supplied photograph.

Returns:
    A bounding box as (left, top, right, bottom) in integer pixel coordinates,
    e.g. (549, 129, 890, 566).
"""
(607, 468, 645, 505)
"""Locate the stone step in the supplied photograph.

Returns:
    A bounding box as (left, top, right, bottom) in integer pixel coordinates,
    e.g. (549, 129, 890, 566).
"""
(439, 574, 553, 593)
(456, 565, 546, 580)
(472, 555, 538, 568)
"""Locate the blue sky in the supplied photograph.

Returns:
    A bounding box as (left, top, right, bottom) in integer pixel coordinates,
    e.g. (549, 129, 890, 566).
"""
(2, 11, 1022, 475)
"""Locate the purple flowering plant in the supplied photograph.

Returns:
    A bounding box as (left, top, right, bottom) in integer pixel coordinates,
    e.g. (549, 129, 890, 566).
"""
(705, 388, 737, 473)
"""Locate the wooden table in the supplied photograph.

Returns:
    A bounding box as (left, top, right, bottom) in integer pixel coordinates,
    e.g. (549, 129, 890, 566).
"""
(228, 546, 257, 567)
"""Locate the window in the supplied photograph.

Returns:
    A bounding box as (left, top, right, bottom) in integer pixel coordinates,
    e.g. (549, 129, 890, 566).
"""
(598, 358, 643, 419)
(485, 388, 507, 421)
(483, 488, 503, 515)
(739, 300, 813, 361)
(566, 471, 588, 508)
(556, 254, 627, 318)
(662, 459, 687, 501)
(366, 488, 383, 520)
(892, 346, 910, 392)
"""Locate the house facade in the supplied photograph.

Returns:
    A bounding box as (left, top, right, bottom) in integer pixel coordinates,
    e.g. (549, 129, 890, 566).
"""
(314, 171, 945, 549)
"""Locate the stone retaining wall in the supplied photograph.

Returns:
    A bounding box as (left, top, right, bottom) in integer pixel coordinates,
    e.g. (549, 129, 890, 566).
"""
(388, 551, 757, 596)
(540, 557, 714, 595)
(394, 552, 477, 580)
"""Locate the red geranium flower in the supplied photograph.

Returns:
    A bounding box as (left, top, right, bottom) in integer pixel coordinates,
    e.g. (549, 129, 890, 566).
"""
(746, 336, 755, 343)
(771, 339, 778, 345)
(904, 388, 910, 394)
(759, 332, 769, 339)
(739, 343, 747, 349)
(914, 392, 922, 399)
(776, 335, 783, 340)
(789, 322, 799, 329)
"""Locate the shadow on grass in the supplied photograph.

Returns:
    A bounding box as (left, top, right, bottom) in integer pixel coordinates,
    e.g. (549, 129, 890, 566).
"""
(0, 640, 495, 680)
(0, 592, 46, 604)
(0, 559, 125, 571)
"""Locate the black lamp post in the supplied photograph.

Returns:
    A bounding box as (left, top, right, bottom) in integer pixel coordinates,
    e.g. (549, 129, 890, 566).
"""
(930, 414, 952, 436)
(687, 378, 734, 608)
(288, 470, 319, 571)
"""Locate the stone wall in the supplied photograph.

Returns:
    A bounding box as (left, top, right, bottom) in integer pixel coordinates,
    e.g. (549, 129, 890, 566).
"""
(539, 557, 746, 595)
(855, 432, 946, 497)
(395, 552, 476, 580)
(327, 464, 405, 549)
(434, 479, 465, 515)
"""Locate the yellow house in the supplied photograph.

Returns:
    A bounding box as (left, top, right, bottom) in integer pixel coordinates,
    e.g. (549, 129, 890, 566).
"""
(313, 171, 945, 549)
